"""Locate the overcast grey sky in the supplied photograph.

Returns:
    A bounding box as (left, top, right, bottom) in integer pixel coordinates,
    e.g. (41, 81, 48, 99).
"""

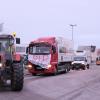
(0, 0, 99, 48)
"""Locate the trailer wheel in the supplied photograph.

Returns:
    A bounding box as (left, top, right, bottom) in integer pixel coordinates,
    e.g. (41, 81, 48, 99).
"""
(63, 69, 67, 73)
(11, 63, 24, 91)
(72, 67, 74, 70)
(66, 64, 71, 72)
(63, 64, 70, 73)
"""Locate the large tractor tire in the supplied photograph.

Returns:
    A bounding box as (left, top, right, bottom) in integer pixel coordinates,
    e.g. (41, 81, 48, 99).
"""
(11, 63, 24, 91)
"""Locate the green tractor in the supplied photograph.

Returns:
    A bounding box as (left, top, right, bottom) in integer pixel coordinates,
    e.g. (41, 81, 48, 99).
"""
(0, 34, 24, 91)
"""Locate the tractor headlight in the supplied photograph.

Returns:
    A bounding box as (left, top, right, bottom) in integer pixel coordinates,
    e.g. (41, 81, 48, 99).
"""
(0, 63, 3, 68)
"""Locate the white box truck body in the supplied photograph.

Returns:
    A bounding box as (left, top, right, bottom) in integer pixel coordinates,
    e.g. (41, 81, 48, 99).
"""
(72, 50, 91, 70)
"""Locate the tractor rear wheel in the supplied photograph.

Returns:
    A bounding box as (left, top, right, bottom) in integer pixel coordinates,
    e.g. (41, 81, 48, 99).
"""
(11, 63, 24, 91)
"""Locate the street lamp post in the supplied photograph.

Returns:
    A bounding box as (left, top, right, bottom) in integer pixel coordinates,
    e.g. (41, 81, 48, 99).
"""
(70, 24, 77, 41)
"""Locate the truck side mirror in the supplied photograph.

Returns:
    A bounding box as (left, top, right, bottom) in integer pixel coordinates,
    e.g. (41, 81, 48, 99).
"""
(16, 38, 20, 44)
(52, 46, 56, 54)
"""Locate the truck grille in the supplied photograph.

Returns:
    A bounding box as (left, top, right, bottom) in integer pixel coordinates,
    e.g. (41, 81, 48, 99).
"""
(34, 65, 45, 71)
(74, 64, 81, 66)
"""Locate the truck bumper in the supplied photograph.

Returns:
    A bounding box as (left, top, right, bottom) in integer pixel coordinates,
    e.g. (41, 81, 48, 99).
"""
(72, 64, 85, 69)
(28, 67, 55, 74)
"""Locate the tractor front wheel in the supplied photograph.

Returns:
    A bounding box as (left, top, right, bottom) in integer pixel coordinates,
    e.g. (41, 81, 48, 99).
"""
(11, 63, 24, 91)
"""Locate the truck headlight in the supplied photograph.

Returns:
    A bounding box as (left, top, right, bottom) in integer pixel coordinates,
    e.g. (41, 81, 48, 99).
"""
(72, 62, 74, 65)
(82, 63, 85, 65)
(46, 64, 51, 69)
(0, 63, 3, 68)
(27, 64, 33, 69)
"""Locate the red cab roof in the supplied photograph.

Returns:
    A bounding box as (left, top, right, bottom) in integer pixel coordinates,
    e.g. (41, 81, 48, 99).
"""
(31, 37, 56, 45)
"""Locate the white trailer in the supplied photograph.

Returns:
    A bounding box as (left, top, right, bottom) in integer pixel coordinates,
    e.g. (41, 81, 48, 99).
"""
(56, 37, 74, 63)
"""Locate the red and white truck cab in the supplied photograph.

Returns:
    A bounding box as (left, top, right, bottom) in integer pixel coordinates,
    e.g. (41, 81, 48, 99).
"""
(27, 37, 74, 75)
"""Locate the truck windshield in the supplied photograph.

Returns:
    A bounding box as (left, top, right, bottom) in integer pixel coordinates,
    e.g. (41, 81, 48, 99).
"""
(74, 57, 85, 61)
(0, 39, 10, 52)
(29, 45, 51, 54)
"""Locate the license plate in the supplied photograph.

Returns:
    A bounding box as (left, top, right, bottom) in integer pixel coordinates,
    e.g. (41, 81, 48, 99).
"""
(36, 67, 42, 69)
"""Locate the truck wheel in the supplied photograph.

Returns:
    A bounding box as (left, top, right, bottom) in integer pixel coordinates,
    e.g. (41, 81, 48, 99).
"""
(11, 63, 24, 91)
(87, 65, 89, 69)
(53, 66, 58, 75)
(32, 73, 37, 76)
(82, 66, 86, 70)
(72, 66, 74, 70)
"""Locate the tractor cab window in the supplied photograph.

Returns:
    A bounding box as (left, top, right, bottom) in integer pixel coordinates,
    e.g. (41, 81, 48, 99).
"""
(0, 40, 9, 52)
(0, 42, 5, 51)
(0, 38, 13, 52)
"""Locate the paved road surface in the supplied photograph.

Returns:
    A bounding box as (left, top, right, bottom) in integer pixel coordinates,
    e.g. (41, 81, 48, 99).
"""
(0, 64, 100, 100)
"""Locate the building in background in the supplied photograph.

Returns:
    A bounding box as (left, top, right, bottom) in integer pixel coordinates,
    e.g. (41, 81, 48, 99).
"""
(77, 45, 96, 62)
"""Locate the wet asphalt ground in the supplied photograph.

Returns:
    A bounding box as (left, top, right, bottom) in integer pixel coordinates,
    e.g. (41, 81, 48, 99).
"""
(0, 63, 100, 100)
